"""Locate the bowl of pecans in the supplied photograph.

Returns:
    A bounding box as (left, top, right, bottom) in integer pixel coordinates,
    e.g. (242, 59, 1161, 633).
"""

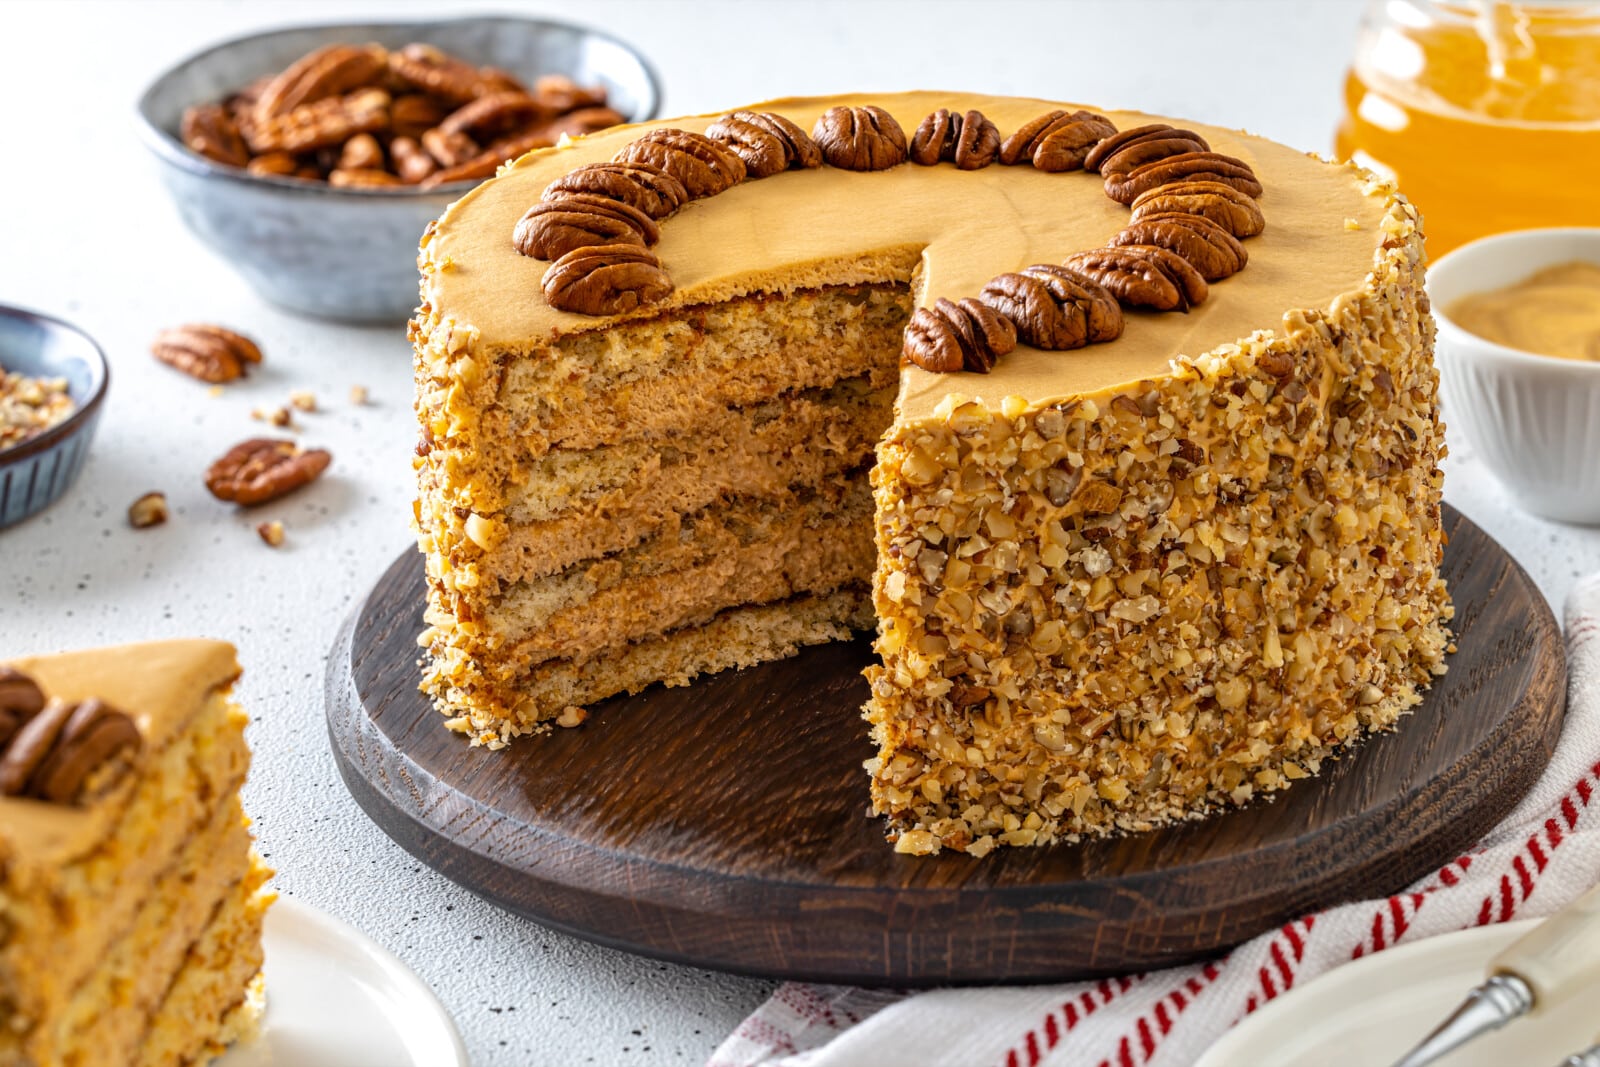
(0, 305, 110, 529)
(136, 16, 660, 323)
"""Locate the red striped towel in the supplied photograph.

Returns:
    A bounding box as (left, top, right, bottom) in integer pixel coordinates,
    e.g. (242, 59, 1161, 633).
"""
(709, 574, 1600, 1067)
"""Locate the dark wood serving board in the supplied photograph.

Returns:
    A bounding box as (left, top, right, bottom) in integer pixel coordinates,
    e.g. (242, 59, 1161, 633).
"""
(326, 505, 1567, 985)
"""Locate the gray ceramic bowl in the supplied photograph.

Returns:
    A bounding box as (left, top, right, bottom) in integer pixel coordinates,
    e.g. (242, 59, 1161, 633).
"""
(136, 16, 661, 323)
(0, 306, 109, 528)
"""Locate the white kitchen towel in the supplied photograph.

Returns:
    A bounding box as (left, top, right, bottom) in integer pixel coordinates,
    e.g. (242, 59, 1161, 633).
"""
(710, 572, 1600, 1067)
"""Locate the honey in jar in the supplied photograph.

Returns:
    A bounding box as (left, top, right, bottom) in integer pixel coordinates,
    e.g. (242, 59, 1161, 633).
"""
(1335, 1, 1600, 257)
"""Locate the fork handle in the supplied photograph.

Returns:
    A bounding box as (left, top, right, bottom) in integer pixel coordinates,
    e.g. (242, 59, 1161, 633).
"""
(1492, 881, 1600, 1013)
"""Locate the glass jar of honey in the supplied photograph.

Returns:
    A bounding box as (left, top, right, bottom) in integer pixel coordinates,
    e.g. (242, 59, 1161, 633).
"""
(1335, 1, 1600, 257)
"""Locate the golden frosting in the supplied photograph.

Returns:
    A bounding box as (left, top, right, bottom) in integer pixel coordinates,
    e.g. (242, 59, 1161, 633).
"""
(425, 91, 1391, 421)
(0, 639, 241, 863)
(1446, 260, 1600, 363)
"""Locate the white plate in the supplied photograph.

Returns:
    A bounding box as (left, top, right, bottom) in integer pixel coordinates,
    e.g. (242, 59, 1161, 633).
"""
(1198, 919, 1598, 1067)
(219, 897, 468, 1067)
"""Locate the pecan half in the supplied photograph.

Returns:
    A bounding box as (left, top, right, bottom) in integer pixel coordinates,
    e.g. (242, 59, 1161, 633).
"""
(421, 126, 480, 167)
(337, 132, 385, 171)
(1109, 214, 1247, 281)
(999, 110, 1115, 168)
(0, 698, 142, 804)
(387, 43, 495, 105)
(1083, 123, 1210, 174)
(706, 111, 823, 178)
(1062, 246, 1210, 311)
(0, 668, 45, 750)
(903, 298, 1017, 374)
(391, 93, 448, 139)
(420, 129, 553, 188)
(253, 43, 388, 120)
(1104, 150, 1262, 204)
(245, 88, 390, 154)
(329, 167, 404, 188)
(180, 104, 250, 167)
(246, 151, 299, 178)
(978, 265, 1123, 350)
(541, 162, 689, 219)
(613, 129, 747, 197)
(543, 107, 628, 138)
(513, 192, 659, 259)
(391, 136, 439, 183)
(205, 439, 332, 506)
(533, 74, 607, 113)
(438, 91, 549, 140)
(151, 324, 262, 384)
(1130, 180, 1266, 238)
(542, 245, 674, 316)
(811, 106, 908, 171)
(909, 109, 1000, 169)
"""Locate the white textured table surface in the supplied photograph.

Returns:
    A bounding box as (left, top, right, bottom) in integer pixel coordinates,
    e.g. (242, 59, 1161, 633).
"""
(3, 2, 1597, 1065)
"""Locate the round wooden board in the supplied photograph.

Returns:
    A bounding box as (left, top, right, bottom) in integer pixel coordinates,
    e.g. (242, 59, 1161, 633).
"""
(327, 505, 1567, 985)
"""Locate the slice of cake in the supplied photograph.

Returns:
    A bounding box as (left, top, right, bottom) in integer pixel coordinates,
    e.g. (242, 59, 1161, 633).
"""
(0, 640, 273, 1066)
(412, 92, 1451, 854)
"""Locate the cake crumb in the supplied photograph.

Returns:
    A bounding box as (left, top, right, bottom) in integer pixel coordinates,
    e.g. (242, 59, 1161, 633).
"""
(555, 706, 588, 729)
(1344, 217, 1361, 231)
(349, 384, 369, 406)
(289, 390, 317, 413)
(251, 406, 293, 429)
(127, 492, 169, 529)
(256, 520, 285, 548)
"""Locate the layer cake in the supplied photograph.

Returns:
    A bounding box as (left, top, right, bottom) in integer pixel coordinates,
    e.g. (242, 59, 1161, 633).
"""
(412, 91, 1451, 854)
(0, 640, 273, 1066)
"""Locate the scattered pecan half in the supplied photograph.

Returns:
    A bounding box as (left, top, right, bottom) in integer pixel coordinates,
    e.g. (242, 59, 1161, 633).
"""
(978, 265, 1124, 350)
(903, 298, 1017, 373)
(1062, 246, 1210, 311)
(180, 104, 250, 167)
(811, 106, 908, 171)
(1104, 150, 1262, 204)
(541, 245, 674, 316)
(253, 43, 388, 120)
(391, 93, 449, 139)
(390, 136, 439, 183)
(337, 132, 385, 171)
(1083, 123, 1210, 174)
(438, 91, 549, 140)
(0, 668, 45, 749)
(612, 129, 747, 197)
(999, 110, 1116, 169)
(387, 43, 497, 105)
(1130, 180, 1266, 237)
(245, 88, 390, 154)
(0, 697, 142, 804)
(513, 192, 659, 259)
(205, 438, 332, 506)
(151, 324, 262, 384)
(706, 110, 824, 178)
(1109, 214, 1247, 281)
(909, 109, 1001, 169)
(541, 162, 689, 219)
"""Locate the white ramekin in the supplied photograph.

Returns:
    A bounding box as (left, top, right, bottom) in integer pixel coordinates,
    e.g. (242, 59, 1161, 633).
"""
(1427, 228, 1600, 525)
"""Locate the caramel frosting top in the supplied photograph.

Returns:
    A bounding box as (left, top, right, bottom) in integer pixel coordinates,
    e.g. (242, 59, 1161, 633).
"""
(425, 91, 1392, 421)
(0, 639, 240, 866)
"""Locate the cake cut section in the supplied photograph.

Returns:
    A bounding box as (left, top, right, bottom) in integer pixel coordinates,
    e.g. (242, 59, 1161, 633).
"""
(0, 640, 273, 1066)
(413, 92, 1451, 853)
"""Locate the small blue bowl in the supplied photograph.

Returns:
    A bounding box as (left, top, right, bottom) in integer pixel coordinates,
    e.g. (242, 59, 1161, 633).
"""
(135, 16, 662, 324)
(0, 307, 109, 529)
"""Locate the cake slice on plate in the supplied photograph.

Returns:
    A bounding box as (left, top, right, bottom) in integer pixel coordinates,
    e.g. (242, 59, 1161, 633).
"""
(0, 639, 273, 1066)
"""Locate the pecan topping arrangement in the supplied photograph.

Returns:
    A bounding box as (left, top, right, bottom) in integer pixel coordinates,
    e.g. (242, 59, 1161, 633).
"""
(811, 106, 908, 171)
(1062, 246, 1210, 312)
(151, 324, 262, 385)
(1130, 180, 1266, 237)
(205, 439, 332, 506)
(1109, 214, 1247, 281)
(613, 129, 747, 198)
(978, 265, 1125, 351)
(178, 40, 619, 188)
(541, 162, 690, 220)
(908, 109, 1001, 170)
(903, 298, 1018, 373)
(706, 111, 823, 175)
(542, 245, 675, 316)
(0, 672, 142, 806)
(1104, 151, 1263, 205)
(999, 110, 1116, 170)
(1083, 124, 1210, 175)
(513, 192, 660, 260)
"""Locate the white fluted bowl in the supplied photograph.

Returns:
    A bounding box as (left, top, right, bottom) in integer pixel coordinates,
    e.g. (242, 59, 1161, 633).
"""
(1428, 228, 1600, 525)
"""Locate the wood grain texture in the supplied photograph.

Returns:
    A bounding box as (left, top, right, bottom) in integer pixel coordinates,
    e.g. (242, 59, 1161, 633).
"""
(326, 505, 1567, 984)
